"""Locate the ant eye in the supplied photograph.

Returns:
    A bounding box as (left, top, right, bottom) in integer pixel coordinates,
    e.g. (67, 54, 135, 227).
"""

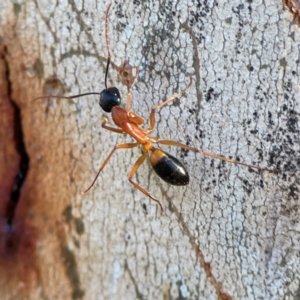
(99, 87, 121, 112)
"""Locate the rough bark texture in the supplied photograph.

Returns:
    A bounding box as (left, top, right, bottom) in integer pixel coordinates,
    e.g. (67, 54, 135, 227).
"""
(0, 1, 299, 299)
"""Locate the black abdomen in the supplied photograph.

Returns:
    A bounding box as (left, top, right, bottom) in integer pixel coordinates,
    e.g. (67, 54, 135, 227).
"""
(150, 149, 189, 186)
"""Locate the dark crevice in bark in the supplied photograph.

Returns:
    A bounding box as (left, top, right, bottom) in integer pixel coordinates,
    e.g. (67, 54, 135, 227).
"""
(5, 101, 29, 232)
(1, 47, 29, 238)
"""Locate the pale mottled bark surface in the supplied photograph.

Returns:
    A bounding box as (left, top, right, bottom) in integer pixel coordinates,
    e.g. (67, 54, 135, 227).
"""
(0, 0, 299, 299)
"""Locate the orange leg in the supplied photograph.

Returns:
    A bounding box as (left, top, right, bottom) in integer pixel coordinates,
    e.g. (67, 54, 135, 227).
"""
(156, 139, 279, 173)
(81, 143, 139, 194)
(128, 151, 164, 214)
(126, 67, 139, 111)
(144, 77, 193, 134)
(101, 117, 125, 134)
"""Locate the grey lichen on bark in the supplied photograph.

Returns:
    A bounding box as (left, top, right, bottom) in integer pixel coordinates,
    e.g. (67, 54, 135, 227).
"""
(0, 0, 299, 299)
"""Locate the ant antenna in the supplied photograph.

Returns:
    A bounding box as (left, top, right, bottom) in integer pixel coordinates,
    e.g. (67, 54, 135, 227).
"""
(104, 3, 112, 89)
(32, 4, 114, 103)
(32, 92, 100, 102)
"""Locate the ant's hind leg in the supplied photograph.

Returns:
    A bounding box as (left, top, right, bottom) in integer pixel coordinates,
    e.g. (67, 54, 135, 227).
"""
(156, 139, 279, 173)
(128, 152, 164, 214)
(144, 77, 192, 135)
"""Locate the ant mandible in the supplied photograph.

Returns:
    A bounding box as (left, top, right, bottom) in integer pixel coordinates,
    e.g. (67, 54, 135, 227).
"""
(34, 4, 279, 214)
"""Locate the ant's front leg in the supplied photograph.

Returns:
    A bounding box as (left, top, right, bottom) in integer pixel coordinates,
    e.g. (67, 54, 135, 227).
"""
(101, 117, 125, 134)
(126, 67, 139, 112)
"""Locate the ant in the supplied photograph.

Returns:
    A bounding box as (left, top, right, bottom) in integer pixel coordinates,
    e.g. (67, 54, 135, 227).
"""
(34, 4, 279, 214)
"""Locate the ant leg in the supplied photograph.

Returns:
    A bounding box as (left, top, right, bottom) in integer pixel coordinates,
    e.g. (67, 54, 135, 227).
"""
(144, 77, 192, 134)
(128, 152, 164, 214)
(81, 142, 139, 194)
(156, 139, 279, 173)
(102, 117, 125, 134)
(126, 67, 139, 111)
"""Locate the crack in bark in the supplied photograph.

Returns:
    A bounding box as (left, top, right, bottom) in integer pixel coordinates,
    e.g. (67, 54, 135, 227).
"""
(166, 196, 233, 300)
(0, 46, 29, 241)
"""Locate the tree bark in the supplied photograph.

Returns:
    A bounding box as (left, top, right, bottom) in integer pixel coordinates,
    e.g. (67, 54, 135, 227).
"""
(0, 1, 299, 299)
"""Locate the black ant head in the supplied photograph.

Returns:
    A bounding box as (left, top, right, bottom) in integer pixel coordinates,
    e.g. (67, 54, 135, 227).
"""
(99, 87, 121, 112)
